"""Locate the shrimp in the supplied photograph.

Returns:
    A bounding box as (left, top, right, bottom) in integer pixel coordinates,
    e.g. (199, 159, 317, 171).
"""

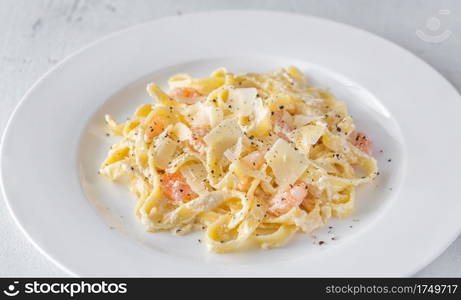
(189, 127, 208, 155)
(241, 150, 265, 170)
(145, 115, 165, 140)
(161, 172, 198, 204)
(168, 87, 202, 104)
(349, 131, 372, 155)
(271, 110, 294, 141)
(268, 181, 308, 216)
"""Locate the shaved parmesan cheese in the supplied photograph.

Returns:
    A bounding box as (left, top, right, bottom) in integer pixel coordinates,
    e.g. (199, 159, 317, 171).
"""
(181, 103, 223, 128)
(205, 105, 223, 128)
(290, 124, 325, 153)
(204, 118, 242, 152)
(292, 115, 322, 128)
(203, 119, 243, 180)
(300, 124, 325, 145)
(228, 88, 258, 117)
(173, 122, 192, 141)
(185, 103, 209, 127)
(180, 163, 208, 194)
(226, 88, 271, 137)
(264, 139, 308, 189)
(152, 135, 178, 170)
(246, 97, 271, 137)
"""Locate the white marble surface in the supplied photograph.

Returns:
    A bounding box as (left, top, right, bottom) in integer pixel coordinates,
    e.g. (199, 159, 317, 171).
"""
(1, 0, 460, 277)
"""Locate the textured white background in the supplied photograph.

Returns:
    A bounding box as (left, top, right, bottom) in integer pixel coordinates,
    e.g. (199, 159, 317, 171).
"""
(1, 0, 460, 277)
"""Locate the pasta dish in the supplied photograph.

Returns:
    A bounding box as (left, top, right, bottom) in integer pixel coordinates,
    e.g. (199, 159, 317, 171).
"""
(99, 67, 378, 252)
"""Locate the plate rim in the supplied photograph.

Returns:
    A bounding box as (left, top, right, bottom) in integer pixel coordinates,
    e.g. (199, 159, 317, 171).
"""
(1, 10, 461, 277)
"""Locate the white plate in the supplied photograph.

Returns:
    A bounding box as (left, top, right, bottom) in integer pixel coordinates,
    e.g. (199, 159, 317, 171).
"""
(2, 11, 461, 277)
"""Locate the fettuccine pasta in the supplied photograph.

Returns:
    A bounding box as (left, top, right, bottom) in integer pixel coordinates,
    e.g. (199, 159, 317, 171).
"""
(99, 67, 378, 252)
